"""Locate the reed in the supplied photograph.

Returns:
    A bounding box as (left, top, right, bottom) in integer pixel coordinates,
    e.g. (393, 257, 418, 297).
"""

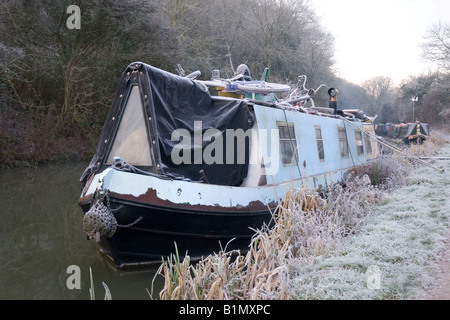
(89, 267, 113, 300)
(409, 131, 449, 156)
(155, 176, 384, 300)
(155, 135, 442, 300)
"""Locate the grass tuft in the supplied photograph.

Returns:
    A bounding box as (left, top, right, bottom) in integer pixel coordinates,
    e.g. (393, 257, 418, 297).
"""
(154, 131, 448, 300)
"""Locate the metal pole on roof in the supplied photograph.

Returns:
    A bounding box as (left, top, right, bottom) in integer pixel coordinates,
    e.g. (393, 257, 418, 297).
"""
(411, 96, 418, 122)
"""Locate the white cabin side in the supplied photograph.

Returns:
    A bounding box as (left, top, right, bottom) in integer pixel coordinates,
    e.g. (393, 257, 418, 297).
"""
(242, 103, 375, 189)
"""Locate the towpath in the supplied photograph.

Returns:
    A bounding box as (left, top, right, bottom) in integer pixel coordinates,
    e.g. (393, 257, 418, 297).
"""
(420, 238, 450, 299)
(420, 141, 450, 300)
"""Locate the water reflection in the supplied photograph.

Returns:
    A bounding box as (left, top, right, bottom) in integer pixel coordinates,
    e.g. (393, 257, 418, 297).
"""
(0, 162, 163, 300)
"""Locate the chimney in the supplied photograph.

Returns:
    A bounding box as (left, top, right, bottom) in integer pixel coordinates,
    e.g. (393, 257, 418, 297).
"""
(328, 88, 339, 115)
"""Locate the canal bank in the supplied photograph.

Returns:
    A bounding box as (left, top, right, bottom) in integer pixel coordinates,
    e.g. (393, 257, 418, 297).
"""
(289, 136, 450, 299)
(1, 133, 449, 300)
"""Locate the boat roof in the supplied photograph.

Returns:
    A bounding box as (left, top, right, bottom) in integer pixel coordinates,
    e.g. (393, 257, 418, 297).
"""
(81, 62, 255, 186)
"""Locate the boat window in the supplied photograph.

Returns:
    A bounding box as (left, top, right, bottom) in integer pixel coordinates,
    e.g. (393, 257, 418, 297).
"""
(338, 127, 349, 158)
(315, 126, 325, 161)
(278, 122, 298, 166)
(364, 132, 372, 156)
(355, 130, 364, 156)
(106, 86, 153, 166)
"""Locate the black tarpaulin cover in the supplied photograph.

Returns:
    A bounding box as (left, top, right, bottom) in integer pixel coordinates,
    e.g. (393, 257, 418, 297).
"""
(81, 62, 255, 186)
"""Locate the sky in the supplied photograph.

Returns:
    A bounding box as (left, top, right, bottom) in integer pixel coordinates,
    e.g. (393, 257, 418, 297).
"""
(311, 0, 450, 85)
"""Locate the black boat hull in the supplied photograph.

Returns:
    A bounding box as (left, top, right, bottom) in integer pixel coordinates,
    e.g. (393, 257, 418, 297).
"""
(81, 196, 274, 268)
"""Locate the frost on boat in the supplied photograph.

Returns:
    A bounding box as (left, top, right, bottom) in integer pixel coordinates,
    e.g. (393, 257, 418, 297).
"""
(78, 62, 380, 268)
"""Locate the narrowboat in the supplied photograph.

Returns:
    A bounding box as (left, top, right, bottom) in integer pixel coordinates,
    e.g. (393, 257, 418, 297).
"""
(78, 62, 380, 268)
(384, 122, 430, 144)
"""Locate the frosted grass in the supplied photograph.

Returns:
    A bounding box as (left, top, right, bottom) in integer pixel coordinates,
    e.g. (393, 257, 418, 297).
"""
(290, 140, 450, 300)
(156, 131, 450, 300)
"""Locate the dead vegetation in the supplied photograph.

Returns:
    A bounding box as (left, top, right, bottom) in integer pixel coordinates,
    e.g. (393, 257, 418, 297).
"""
(153, 132, 447, 300)
(154, 178, 384, 300)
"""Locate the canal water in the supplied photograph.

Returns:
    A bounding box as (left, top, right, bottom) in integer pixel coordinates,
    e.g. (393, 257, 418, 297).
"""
(0, 162, 164, 300)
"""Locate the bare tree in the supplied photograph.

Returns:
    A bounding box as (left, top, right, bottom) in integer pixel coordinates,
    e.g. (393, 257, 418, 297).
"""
(0, 0, 339, 164)
(418, 22, 450, 126)
(362, 76, 395, 117)
(422, 21, 450, 71)
(420, 79, 450, 125)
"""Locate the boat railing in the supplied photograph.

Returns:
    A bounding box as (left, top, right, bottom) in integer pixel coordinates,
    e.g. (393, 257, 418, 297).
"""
(194, 74, 292, 96)
(187, 66, 372, 123)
